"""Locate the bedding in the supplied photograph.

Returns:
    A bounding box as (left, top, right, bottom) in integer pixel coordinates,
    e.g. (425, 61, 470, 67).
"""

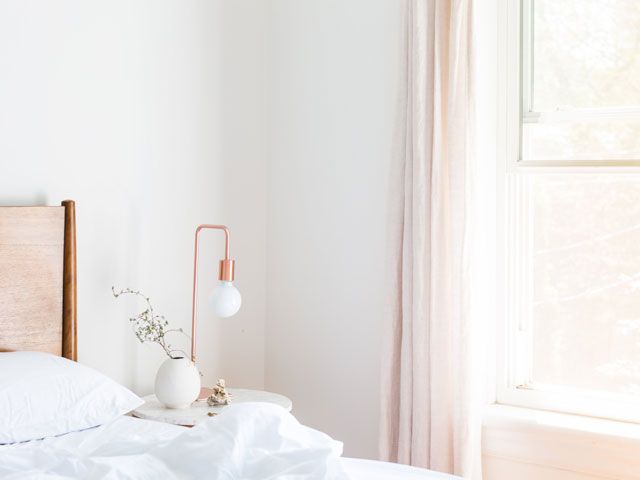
(0, 402, 457, 479)
(0, 352, 143, 444)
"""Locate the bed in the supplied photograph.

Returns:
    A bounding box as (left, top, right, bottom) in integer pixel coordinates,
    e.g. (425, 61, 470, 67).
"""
(0, 201, 455, 479)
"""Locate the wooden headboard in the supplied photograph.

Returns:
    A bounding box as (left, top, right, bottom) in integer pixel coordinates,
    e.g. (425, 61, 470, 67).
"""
(0, 200, 77, 360)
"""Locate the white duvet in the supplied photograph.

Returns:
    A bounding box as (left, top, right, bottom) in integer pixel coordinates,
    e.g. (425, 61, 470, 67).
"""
(0, 402, 455, 480)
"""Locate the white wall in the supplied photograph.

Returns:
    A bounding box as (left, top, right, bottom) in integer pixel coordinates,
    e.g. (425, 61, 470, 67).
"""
(0, 0, 401, 460)
(266, 0, 402, 459)
(0, 0, 269, 394)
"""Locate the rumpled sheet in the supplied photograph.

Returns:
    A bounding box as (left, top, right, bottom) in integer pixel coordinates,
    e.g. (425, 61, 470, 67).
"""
(0, 402, 349, 480)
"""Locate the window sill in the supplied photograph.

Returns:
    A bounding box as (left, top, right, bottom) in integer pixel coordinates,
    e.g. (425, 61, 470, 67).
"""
(483, 404, 640, 479)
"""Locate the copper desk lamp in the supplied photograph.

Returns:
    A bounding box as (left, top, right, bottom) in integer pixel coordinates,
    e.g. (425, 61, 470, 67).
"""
(190, 225, 241, 399)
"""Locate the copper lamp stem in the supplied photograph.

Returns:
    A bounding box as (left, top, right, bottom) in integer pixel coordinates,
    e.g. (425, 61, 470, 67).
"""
(190, 224, 234, 363)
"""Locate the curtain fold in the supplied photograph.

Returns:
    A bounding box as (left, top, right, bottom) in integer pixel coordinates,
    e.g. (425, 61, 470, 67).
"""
(380, 0, 480, 478)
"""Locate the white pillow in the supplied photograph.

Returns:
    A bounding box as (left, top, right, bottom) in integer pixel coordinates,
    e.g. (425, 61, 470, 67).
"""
(0, 351, 143, 444)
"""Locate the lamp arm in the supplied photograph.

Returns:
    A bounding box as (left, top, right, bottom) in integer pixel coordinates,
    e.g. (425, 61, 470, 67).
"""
(190, 224, 233, 363)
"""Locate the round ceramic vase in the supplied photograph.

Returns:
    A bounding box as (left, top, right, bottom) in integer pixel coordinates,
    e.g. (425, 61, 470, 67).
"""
(154, 357, 200, 409)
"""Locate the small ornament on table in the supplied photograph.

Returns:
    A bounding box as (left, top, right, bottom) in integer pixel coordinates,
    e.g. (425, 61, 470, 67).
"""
(207, 379, 232, 406)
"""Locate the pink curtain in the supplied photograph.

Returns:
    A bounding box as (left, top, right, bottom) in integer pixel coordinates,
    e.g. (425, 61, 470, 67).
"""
(380, 0, 481, 478)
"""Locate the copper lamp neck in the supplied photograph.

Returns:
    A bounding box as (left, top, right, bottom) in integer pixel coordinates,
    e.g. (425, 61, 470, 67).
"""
(219, 259, 235, 282)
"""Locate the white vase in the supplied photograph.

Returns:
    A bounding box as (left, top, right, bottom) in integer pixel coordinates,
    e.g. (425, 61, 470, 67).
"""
(154, 357, 201, 409)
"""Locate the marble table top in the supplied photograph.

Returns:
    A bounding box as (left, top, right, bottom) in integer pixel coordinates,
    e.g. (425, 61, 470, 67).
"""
(131, 388, 293, 427)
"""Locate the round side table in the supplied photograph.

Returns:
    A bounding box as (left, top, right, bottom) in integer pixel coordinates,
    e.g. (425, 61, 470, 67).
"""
(131, 388, 292, 427)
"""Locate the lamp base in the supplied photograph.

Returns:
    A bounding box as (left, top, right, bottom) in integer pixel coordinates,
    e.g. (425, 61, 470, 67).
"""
(196, 387, 215, 402)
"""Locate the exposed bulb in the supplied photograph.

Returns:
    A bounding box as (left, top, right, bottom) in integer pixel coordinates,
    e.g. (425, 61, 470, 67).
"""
(208, 281, 241, 318)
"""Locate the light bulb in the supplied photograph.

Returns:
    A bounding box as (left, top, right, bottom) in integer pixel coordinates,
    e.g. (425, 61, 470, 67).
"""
(208, 281, 241, 318)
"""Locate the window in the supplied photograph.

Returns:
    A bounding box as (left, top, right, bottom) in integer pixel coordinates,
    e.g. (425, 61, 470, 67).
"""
(521, 0, 640, 163)
(498, 0, 640, 422)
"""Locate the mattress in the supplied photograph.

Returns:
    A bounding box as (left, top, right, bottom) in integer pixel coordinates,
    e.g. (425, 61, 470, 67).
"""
(0, 415, 456, 479)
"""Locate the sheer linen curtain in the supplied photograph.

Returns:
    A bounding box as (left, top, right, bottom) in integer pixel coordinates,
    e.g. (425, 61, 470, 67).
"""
(380, 1, 481, 479)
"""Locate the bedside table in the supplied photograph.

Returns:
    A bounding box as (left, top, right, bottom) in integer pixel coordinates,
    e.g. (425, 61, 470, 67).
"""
(131, 388, 292, 427)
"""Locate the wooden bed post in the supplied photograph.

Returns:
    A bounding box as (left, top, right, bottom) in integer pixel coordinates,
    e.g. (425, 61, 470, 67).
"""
(62, 200, 77, 361)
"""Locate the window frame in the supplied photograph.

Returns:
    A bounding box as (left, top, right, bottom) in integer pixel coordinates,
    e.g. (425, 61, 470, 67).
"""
(496, 0, 640, 423)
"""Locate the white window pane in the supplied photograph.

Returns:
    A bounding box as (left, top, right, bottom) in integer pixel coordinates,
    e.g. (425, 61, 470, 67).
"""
(531, 175, 640, 397)
(522, 117, 640, 161)
(533, 0, 640, 112)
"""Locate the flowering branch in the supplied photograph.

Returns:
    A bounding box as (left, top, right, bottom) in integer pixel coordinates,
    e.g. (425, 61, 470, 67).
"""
(112, 287, 189, 359)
